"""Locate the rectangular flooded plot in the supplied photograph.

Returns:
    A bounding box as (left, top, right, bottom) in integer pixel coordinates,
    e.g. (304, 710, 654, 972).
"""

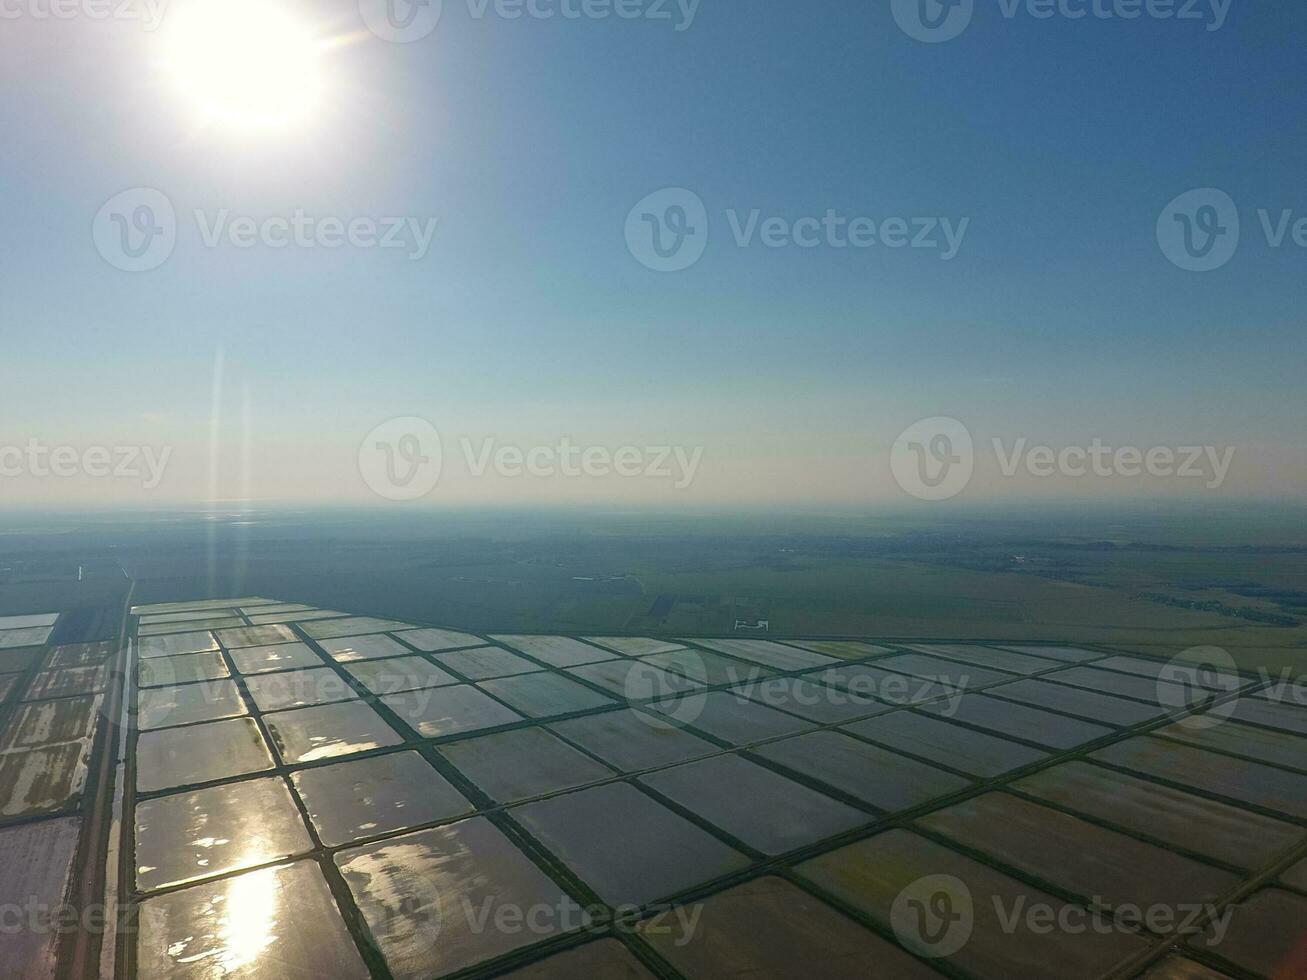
(216, 624, 298, 649)
(137, 680, 246, 730)
(265, 701, 403, 763)
(1095, 655, 1239, 684)
(338, 817, 581, 980)
(583, 636, 689, 657)
(1231, 696, 1307, 736)
(0, 647, 41, 674)
(996, 644, 1105, 663)
(138, 651, 230, 688)
(918, 692, 1114, 749)
(343, 656, 459, 696)
(134, 776, 312, 892)
(491, 635, 618, 668)
(497, 941, 659, 979)
(140, 608, 237, 625)
(46, 640, 114, 669)
(291, 750, 473, 846)
(820, 662, 964, 706)
(988, 645, 1103, 669)
(138, 631, 219, 659)
(646, 690, 812, 745)
(1093, 735, 1307, 819)
(247, 609, 347, 625)
(0, 741, 90, 817)
(136, 716, 274, 793)
(1013, 760, 1303, 870)
(1192, 888, 1307, 977)
(1283, 859, 1307, 891)
(24, 664, 108, 700)
(0, 625, 54, 648)
(686, 638, 838, 672)
(438, 727, 614, 803)
(756, 730, 971, 812)
(1140, 956, 1237, 979)
(644, 648, 773, 687)
(640, 753, 868, 855)
(227, 641, 323, 674)
(919, 792, 1240, 913)
(237, 602, 315, 615)
(133, 597, 272, 615)
(244, 667, 358, 712)
(0, 612, 59, 629)
(874, 653, 1017, 688)
(845, 710, 1048, 778)
(984, 677, 1162, 727)
(382, 684, 523, 738)
(140, 617, 245, 636)
(432, 646, 542, 680)
(1043, 665, 1165, 702)
(393, 627, 485, 652)
(1154, 719, 1307, 772)
(479, 672, 614, 718)
(796, 830, 1150, 980)
(319, 633, 412, 663)
(567, 658, 701, 699)
(137, 860, 370, 980)
(510, 782, 750, 906)
(1, 694, 100, 749)
(640, 875, 942, 980)
(729, 676, 888, 724)
(549, 708, 718, 772)
(906, 643, 1064, 675)
(0, 816, 83, 980)
(301, 616, 417, 639)
(784, 639, 896, 660)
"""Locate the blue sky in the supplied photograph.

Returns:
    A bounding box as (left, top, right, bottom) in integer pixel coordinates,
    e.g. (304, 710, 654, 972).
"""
(0, 1, 1303, 507)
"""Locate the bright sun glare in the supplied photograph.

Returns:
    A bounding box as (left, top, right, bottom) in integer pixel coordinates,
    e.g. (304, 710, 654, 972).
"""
(158, 0, 326, 132)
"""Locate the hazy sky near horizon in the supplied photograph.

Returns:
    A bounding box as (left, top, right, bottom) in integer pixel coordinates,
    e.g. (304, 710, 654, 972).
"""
(1, 1, 1304, 509)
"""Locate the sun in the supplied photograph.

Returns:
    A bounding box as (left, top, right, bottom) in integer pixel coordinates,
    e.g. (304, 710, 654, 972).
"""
(157, 0, 327, 133)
